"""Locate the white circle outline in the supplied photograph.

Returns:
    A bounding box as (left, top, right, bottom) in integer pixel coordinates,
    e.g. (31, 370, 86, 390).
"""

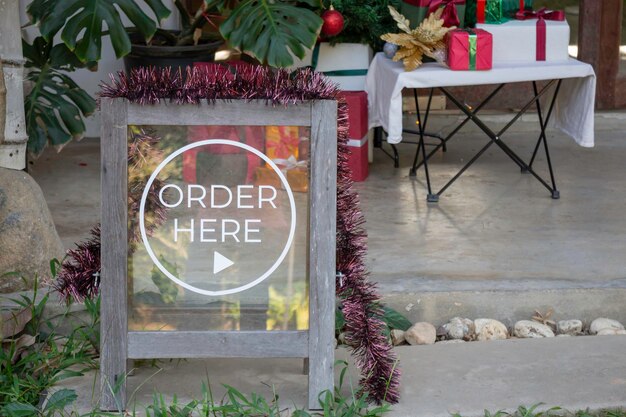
(139, 139, 297, 296)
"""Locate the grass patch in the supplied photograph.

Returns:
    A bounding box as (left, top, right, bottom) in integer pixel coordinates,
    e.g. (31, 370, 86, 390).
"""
(1, 276, 392, 416)
(453, 404, 626, 417)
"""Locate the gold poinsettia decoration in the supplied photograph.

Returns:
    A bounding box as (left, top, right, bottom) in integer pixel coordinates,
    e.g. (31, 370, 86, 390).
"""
(381, 6, 454, 71)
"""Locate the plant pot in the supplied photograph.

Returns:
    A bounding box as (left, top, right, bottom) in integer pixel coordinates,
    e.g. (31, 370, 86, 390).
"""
(123, 30, 224, 74)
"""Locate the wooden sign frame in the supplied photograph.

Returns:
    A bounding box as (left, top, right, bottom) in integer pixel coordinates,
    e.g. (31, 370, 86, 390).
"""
(100, 98, 337, 411)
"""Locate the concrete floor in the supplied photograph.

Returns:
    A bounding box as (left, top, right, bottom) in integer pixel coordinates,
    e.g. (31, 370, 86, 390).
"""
(353, 115, 626, 324)
(30, 112, 626, 325)
(58, 337, 626, 416)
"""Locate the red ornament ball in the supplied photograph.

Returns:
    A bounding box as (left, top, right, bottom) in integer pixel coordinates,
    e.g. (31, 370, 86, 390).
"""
(321, 8, 344, 38)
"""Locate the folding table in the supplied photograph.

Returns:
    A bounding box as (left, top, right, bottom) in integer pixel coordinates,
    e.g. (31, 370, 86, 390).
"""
(365, 53, 596, 202)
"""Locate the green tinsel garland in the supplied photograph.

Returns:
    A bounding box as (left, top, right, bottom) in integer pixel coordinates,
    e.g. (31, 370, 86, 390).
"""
(322, 0, 402, 51)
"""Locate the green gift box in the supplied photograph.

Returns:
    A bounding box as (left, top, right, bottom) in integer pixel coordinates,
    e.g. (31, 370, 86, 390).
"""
(465, 0, 533, 27)
(400, 0, 466, 29)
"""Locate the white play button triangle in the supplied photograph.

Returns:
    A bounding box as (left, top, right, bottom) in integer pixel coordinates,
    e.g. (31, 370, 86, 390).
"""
(213, 251, 234, 274)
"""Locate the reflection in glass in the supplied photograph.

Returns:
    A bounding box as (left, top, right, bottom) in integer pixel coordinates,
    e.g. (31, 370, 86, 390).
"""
(127, 125, 311, 332)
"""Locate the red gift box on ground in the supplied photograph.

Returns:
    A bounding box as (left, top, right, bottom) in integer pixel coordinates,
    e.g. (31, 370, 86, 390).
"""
(446, 28, 493, 71)
(347, 135, 369, 182)
(338, 91, 369, 140)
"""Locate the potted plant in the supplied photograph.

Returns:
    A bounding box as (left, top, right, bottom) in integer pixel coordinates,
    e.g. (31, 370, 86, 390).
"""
(27, 0, 323, 68)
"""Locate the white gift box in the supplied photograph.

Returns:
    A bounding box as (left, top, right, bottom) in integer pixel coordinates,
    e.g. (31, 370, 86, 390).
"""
(290, 43, 373, 91)
(477, 19, 570, 64)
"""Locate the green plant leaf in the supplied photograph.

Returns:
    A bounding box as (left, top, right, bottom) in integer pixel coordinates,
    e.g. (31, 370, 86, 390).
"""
(1, 403, 38, 417)
(297, 0, 322, 6)
(33, 0, 171, 62)
(381, 305, 412, 331)
(23, 38, 97, 158)
(44, 389, 78, 412)
(220, 0, 322, 67)
(335, 306, 346, 333)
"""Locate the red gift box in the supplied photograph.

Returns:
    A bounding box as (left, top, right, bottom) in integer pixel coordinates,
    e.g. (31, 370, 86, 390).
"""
(338, 91, 369, 140)
(347, 135, 369, 182)
(446, 28, 493, 71)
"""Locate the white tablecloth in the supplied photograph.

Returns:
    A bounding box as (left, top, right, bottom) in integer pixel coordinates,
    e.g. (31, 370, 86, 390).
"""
(365, 53, 596, 147)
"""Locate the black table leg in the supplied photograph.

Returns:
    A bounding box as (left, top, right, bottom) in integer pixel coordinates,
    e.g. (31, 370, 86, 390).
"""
(409, 88, 436, 201)
(411, 84, 505, 173)
(409, 80, 564, 201)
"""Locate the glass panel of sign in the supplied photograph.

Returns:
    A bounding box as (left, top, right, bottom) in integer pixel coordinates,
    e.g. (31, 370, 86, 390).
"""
(126, 124, 310, 332)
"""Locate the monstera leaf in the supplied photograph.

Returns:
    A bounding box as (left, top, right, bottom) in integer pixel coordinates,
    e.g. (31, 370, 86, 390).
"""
(23, 38, 97, 157)
(27, 0, 171, 62)
(220, 0, 323, 67)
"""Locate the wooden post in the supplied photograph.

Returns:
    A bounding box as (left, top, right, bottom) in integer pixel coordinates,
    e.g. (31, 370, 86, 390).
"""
(579, 0, 623, 109)
(0, 61, 5, 147)
(100, 98, 128, 411)
(308, 100, 337, 410)
(0, 0, 28, 169)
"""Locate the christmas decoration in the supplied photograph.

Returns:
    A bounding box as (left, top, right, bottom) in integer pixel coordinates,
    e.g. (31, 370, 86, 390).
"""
(321, 6, 345, 38)
(97, 65, 402, 403)
(321, 0, 402, 51)
(54, 226, 101, 303)
(383, 41, 399, 58)
(381, 6, 454, 71)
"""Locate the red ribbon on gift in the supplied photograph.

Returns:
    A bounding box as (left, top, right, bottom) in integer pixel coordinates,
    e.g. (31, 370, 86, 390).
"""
(515, 8, 565, 61)
(477, 0, 486, 24)
(514, 7, 565, 21)
(536, 18, 547, 61)
(428, 0, 464, 27)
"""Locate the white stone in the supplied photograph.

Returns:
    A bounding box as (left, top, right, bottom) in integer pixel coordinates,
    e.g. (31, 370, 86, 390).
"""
(474, 319, 508, 341)
(338, 332, 346, 345)
(442, 317, 474, 340)
(390, 329, 406, 346)
(514, 320, 555, 338)
(596, 329, 626, 336)
(556, 334, 573, 337)
(589, 318, 624, 335)
(405, 322, 436, 345)
(557, 320, 583, 335)
(437, 339, 466, 344)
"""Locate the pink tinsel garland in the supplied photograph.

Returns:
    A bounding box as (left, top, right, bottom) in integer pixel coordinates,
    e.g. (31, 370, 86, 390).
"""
(97, 65, 400, 403)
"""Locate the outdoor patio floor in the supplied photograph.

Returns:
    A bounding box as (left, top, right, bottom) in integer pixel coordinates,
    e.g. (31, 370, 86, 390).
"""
(353, 113, 626, 323)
